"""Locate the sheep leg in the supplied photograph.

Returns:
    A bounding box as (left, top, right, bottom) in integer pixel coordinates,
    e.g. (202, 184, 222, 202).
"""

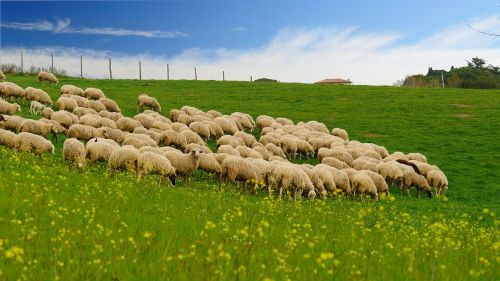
(278, 186, 283, 199)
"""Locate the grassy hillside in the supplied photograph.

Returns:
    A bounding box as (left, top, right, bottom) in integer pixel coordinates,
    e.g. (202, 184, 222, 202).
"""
(0, 74, 498, 280)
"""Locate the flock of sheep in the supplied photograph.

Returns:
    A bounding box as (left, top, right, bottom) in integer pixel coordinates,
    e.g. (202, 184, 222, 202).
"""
(0, 72, 449, 201)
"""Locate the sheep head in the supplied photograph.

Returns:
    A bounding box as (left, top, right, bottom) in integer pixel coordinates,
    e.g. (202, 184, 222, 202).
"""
(169, 175, 177, 185)
(16, 104, 21, 112)
(190, 149, 201, 159)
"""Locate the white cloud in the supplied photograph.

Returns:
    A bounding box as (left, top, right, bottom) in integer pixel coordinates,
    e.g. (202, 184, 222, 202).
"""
(230, 27, 248, 32)
(0, 18, 187, 38)
(0, 15, 498, 85)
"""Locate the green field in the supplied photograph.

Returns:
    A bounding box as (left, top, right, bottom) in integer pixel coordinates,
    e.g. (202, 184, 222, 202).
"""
(0, 74, 498, 280)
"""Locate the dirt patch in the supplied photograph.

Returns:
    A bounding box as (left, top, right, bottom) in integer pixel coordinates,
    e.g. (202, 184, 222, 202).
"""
(452, 103, 476, 109)
(453, 113, 473, 119)
(363, 132, 385, 138)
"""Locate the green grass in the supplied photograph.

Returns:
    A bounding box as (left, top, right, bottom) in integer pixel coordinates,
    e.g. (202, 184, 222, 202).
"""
(0, 73, 498, 280)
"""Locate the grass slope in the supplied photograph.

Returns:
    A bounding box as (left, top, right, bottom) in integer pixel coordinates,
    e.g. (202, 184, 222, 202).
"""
(0, 74, 498, 280)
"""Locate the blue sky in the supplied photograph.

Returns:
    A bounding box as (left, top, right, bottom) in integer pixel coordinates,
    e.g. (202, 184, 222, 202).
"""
(1, 1, 499, 84)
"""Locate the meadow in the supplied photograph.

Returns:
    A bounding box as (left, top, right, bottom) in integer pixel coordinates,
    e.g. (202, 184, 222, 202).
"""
(0, 74, 498, 280)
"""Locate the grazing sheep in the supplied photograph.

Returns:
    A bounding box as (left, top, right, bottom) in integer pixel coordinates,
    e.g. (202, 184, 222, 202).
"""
(19, 119, 53, 138)
(235, 145, 263, 159)
(181, 129, 205, 145)
(202, 120, 224, 139)
(60, 85, 84, 96)
(83, 88, 105, 100)
(185, 143, 212, 154)
(133, 113, 156, 129)
(67, 124, 103, 141)
(426, 170, 448, 195)
(217, 135, 245, 148)
(0, 128, 16, 148)
(217, 144, 241, 156)
(108, 145, 140, 176)
(275, 117, 293, 126)
(361, 170, 389, 196)
(189, 121, 210, 140)
(1, 83, 25, 100)
(265, 143, 287, 158)
(163, 149, 201, 186)
(37, 71, 58, 85)
(0, 71, 5, 81)
(14, 132, 55, 158)
(376, 162, 403, 187)
(79, 114, 101, 128)
(352, 172, 378, 201)
(84, 100, 106, 112)
(259, 134, 279, 146)
(99, 110, 123, 121)
(331, 128, 349, 141)
(63, 138, 86, 170)
(85, 139, 119, 163)
(234, 131, 256, 147)
(124, 133, 158, 147)
(99, 98, 121, 112)
(272, 164, 316, 200)
(0, 115, 25, 131)
(29, 101, 46, 115)
(137, 151, 176, 185)
(170, 122, 189, 132)
(198, 153, 222, 177)
(0, 99, 21, 115)
(252, 146, 271, 160)
(214, 116, 239, 134)
(73, 107, 97, 117)
(368, 143, 389, 158)
(116, 117, 143, 133)
(395, 159, 422, 175)
(52, 111, 80, 129)
(57, 96, 78, 112)
(407, 152, 428, 163)
(132, 127, 162, 144)
(25, 87, 53, 105)
(402, 171, 433, 198)
(38, 118, 67, 135)
(295, 139, 314, 159)
(138, 94, 161, 112)
(206, 110, 223, 119)
(162, 130, 187, 149)
(322, 157, 350, 170)
(408, 160, 440, 177)
(317, 147, 354, 165)
(231, 112, 255, 132)
(42, 107, 54, 119)
(151, 121, 172, 131)
(311, 166, 336, 198)
(256, 115, 275, 131)
(219, 156, 260, 189)
(352, 158, 378, 172)
(177, 114, 194, 125)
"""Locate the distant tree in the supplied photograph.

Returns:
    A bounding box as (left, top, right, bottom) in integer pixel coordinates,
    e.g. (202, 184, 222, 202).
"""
(467, 57, 487, 68)
(427, 67, 434, 76)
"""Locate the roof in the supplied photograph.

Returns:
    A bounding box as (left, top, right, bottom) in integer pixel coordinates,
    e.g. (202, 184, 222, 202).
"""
(315, 78, 352, 84)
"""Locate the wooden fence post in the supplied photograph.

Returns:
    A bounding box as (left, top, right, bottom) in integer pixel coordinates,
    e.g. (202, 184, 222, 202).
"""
(80, 56, 83, 78)
(109, 58, 112, 79)
(167, 64, 170, 80)
(194, 67, 197, 80)
(20, 50, 23, 73)
(51, 53, 54, 73)
(223, 70, 225, 81)
(139, 61, 142, 80)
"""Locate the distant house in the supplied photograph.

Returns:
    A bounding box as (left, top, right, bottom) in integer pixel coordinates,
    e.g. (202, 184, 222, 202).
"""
(315, 78, 352, 85)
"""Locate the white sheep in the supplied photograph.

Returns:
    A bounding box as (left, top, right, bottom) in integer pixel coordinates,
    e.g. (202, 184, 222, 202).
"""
(84, 88, 105, 100)
(0, 128, 16, 148)
(217, 135, 245, 148)
(0, 99, 21, 115)
(42, 107, 54, 119)
(108, 145, 140, 176)
(14, 132, 55, 158)
(162, 130, 187, 150)
(0, 70, 5, 81)
(189, 121, 210, 140)
(321, 157, 349, 170)
(214, 116, 239, 134)
(63, 138, 85, 170)
(163, 149, 201, 186)
(116, 117, 143, 133)
(57, 96, 78, 112)
(0, 115, 26, 131)
(181, 129, 205, 145)
(198, 153, 222, 177)
(60, 85, 84, 96)
(73, 107, 97, 117)
(426, 170, 448, 195)
(67, 124, 103, 141)
(352, 172, 378, 201)
(361, 170, 389, 196)
(402, 170, 433, 198)
(234, 131, 256, 147)
(137, 151, 177, 185)
(37, 71, 58, 85)
(99, 98, 121, 112)
(29, 101, 46, 115)
(272, 164, 316, 200)
(219, 156, 260, 190)
(19, 119, 53, 139)
(1, 83, 25, 100)
(83, 100, 106, 112)
(331, 128, 349, 141)
(138, 94, 161, 112)
(85, 138, 119, 163)
(51, 110, 79, 128)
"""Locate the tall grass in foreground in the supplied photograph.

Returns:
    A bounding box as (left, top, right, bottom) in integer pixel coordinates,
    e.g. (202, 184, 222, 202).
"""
(0, 148, 498, 280)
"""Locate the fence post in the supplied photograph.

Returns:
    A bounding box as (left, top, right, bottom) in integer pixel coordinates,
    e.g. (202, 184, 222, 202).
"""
(51, 53, 54, 73)
(250, 75, 252, 82)
(194, 67, 197, 80)
(223, 70, 225, 81)
(21, 49, 24, 73)
(109, 58, 112, 79)
(80, 55, 83, 78)
(139, 60, 142, 80)
(167, 64, 170, 80)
